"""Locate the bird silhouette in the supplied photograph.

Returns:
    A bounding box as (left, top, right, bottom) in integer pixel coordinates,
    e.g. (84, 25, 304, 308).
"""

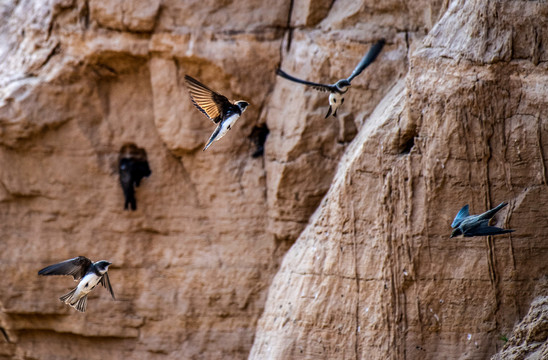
(119, 143, 151, 211)
(276, 39, 385, 118)
(38, 256, 115, 312)
(185, 75, 249, 151)
(451, 202, 515, 237)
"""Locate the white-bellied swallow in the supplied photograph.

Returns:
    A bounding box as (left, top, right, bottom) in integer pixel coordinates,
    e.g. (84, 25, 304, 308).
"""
(450, 202, 515, 238)
(276, 39, 385, 118)
(119, 143, 151, 211)
(184, 75, 249, 151)
(38, 256, 115, 312)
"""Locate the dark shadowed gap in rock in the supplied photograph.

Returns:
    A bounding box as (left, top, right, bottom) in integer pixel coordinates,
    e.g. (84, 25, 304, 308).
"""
(285, 0, 294, 52)
(399, 130, 417, 155)
(79, 0, 90, 29)
(249, 124, 270, 158)
(37, 43, 61, 71)
(0, 327, 10, 343)
(400, 136, 415, 154)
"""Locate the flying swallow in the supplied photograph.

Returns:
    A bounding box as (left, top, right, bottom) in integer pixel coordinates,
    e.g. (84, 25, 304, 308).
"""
(450, 202, 515, 238)
(119, 143, 151, 211)
(276, 39, 385, 118)
(184, 75, 249, 151)
(38, 256, 115, 312)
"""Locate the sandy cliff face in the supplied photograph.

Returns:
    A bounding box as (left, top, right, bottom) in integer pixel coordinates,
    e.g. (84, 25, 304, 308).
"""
(0, 0, 547, 359)
(251, 0, 548, 359)
(491, 278, 548, 360)
(0, 1, 290, 359)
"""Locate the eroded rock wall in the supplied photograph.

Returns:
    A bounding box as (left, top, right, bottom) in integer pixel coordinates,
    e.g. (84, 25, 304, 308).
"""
(251, 0, 548, 359)
(491, 278, 548, 360)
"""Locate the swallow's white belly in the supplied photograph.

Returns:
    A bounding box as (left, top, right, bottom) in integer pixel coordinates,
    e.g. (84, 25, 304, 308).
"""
(328, 92, 344, 111)
(217, 114, 241, 141)
(74, 273, 102, 299)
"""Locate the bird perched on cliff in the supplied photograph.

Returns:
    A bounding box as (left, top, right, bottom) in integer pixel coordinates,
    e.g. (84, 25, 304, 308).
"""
(450, 202, 515, 238)
(119, 143, 151, 211)
(249, 124, 270, 158)
(184, 75, 249, 151)
(38, 256, 115, 312)
(276, 39, 385, 118)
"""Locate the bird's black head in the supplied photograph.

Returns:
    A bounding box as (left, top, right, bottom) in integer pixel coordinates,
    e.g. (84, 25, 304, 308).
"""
(450, 228, 462, 238)
(236, 101, 249, 112)
(335, 79, 351, 91)
(94, 260, 112, 274)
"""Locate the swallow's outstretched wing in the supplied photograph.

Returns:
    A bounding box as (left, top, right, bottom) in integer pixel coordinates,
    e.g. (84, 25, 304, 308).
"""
(100, 272, 116, 299)
(132, 156, 151, 187)
(478, 202, 508, 221)
(451, 205, 469, 228)
(276, 68, 336, 92)
(184, 75, 232, 124)
(347, 39, 385, 83)
(467, 223, 515, 237)
(38, 256, 92, 281)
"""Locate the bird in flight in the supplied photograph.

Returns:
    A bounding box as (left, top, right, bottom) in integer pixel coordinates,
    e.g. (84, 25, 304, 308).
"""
(450, 202, 515, 238)
(38, 256, 115, 312)
(184, 75, 249, 151)
(276, 39, 385, 118)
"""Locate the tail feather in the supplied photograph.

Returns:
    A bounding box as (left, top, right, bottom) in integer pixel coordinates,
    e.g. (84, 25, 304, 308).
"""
(498, 229, 515, 235)
(203, 125, 222, 151)
(73, 295, 88, 312)
(59, 288, 77, 303)
(59, 288, 88, 312)
(325, 106, 332, 118)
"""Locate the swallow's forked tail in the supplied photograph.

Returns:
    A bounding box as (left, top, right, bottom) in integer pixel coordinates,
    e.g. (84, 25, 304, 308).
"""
(203, 124, 222, 151)
(59, 288, 88, 312)
(59, 288, 77, 303)
(325, 106, 333, 118)
(73, 295, 88, 312)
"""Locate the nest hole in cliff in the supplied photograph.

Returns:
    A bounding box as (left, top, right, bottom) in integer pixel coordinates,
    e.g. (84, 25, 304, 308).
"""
(248, 124, 270, 158)
(398, 128, 417, 155)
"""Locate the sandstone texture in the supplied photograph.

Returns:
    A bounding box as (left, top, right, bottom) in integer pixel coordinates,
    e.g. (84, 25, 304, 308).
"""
(492, 278, 548, 360)
(0, 0, 547, 360)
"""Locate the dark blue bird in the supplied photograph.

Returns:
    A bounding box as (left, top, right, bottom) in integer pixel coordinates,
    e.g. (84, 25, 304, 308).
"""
(119, 143, 151, 211)
(450, 202, 515, 238)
